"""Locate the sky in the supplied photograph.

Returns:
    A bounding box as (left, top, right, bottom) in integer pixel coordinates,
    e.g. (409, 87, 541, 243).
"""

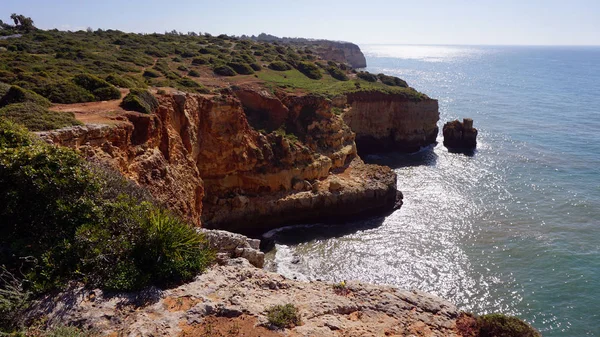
(2, 0, 600, 45)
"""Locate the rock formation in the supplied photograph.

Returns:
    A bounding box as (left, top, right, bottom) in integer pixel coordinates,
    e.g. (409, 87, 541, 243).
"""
(443, 118, 478, 150)
(311, 41, 368, 68)
(38, 88, 401, 234)
(343, 91, 440, 154)
(22, 261, 476, 336)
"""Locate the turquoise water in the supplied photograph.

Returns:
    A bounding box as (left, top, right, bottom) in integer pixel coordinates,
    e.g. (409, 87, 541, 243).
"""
(264, 45, 600, 336)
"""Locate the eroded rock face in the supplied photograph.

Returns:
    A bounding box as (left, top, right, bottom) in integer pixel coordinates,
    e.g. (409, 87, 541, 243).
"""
(443, 118, 478, 150)
(312, 41, 367, 68)
(23, 264, 470, 336)
(38, 89, 399, 233)
(344, 91, 440, 154)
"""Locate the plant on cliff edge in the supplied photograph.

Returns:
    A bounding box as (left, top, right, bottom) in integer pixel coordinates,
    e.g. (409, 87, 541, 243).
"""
(266, 304, 301, 329)
(120, 89, 159, 114)
(477, 314, 541, 337)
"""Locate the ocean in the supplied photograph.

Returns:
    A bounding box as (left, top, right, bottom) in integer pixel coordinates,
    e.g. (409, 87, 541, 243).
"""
(264, 45, 600, 336)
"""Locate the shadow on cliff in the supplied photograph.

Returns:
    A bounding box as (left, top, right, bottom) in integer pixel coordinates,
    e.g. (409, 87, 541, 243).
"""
(261, 215, 387, 249)
(361, 145, 438, 169)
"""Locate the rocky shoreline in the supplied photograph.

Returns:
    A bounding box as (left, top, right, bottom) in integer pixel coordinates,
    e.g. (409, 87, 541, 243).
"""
(21, 229, 475, 337)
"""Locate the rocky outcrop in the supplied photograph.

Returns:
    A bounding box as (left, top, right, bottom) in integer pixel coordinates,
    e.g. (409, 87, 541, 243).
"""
(311, 41, 367, 68)
(343, 91, 440, 154)
(39, 88, 399, 233)
(198, 228, 264, 268)
(443, 118, 478, 150)
(23, 264, 474, 336)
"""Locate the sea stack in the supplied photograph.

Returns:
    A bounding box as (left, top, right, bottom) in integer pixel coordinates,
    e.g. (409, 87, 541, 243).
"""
(443, 118, 478, 150)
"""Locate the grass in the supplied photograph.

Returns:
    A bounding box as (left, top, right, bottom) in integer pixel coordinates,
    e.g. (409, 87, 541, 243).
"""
(266, 304, 301, 329)
(256, 69, 428, 100)
(0, 102, 82, 131)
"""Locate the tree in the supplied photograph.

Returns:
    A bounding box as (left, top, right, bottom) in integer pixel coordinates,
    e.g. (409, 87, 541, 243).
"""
(9, 13, 35, 32)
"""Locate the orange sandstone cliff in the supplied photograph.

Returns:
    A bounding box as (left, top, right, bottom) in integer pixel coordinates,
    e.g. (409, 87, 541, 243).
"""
(38, 88, 410, 233)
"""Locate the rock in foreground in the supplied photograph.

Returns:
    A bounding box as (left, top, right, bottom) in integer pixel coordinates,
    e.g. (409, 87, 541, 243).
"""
(23, 264, 472, 337)
(443, 118, 478, 150)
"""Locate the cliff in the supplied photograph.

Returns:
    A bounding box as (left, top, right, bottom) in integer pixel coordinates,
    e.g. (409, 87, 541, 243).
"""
(343, 91, 440, 154)
(38, 88, 400, 233)
(311, 41, 368, 68)
(23, 256, 475, 336)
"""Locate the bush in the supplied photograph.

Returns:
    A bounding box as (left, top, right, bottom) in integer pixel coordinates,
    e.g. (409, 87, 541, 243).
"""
(0, 118, 33, 148)
(357, 71, 378, 82)
(188, 69, 201, 77)
(0, 85, 51, 108)
(296, 61, 322, 80)
(213, 65, 236, 76)
(191, 57, 208, 65)
(227, 62, 254, 75)
(0, 103, 82, 131)
(177, 65, 188, 71)
(250, 63, 262, 71)
(326, 66, 349, 81)
(120, 89, 159, 114)
(36, 81, 95, 104)
(177, 78, 201, 88)
(268, 61, 292, 71)
(143, 69, 161, 78)
(477, 314, 541, 337)
(377, 73, 408, 87)
(0, 266, 31, 330)
(105, 73, 136, 88)
(266, 304, 301, 328)
(72, 74, 121, 101)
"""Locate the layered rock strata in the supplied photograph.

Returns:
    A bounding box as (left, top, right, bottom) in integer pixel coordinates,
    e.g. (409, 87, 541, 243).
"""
(23, 263, 475, 336)
(39, 88, 400, 233)
(343, 91, 440, 154)
(443, 118, 478, 150)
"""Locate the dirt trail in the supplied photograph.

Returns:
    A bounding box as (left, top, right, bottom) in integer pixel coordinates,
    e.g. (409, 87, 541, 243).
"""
(50, 88, 129, 124)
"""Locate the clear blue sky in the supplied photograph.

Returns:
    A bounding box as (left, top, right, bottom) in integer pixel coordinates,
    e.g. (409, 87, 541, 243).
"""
(3, 0, 599, 45)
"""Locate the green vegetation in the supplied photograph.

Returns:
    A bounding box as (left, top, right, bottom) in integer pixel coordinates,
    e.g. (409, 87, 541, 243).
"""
(477, 314, 541, 337)
(326, 66, 349, 81)
(188, 69, 201, 77)
(0, 85, 51, 108)
(72, 74, 121, 100)
(256, 69, 427, 100)
(266, 304, 301, 329)
(296, 61, 322, 79)
(357, 71, 378, 82)
(120, 89, 159, 114)
(377, 73, 408, 87)
(214, 65, 236, 76)
(227, 62, 254, 75)
(0, 119, 215, 332)
(0, 102, 81, 131)
(268, 61, 292, 71)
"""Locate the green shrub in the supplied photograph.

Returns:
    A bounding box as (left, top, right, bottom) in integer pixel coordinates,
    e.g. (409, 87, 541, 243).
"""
(227, 62, 254, 75)
(268, 61, 292, 71)
(296, 61, 322, 80)
(72, 74, 121, 101)
(326, 66, 349, 81)
(250, 63, 262, 71)
(357, 71, 378, 82)
(0, 85, 51, 108)
(266, 304, 301, 328)
(188, 69, 201, 77)
(0, 266, 31, 331)
(177, 78, 201, 88)
(0, 118, 33, 148)
(36, 81, 96, 104)
(177, 65, 188, 71)
(120, 89, 159, 114)
(191, 57, 208, 65)
(143, 69, 161, 78)
(377, 73, 408, 87)
(213, 65, 236, 76)
(43, 325, 98, 337)
(105, 73, 136, 88)
(0, 103, 82, 131)
(477, 314, 541, 337)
